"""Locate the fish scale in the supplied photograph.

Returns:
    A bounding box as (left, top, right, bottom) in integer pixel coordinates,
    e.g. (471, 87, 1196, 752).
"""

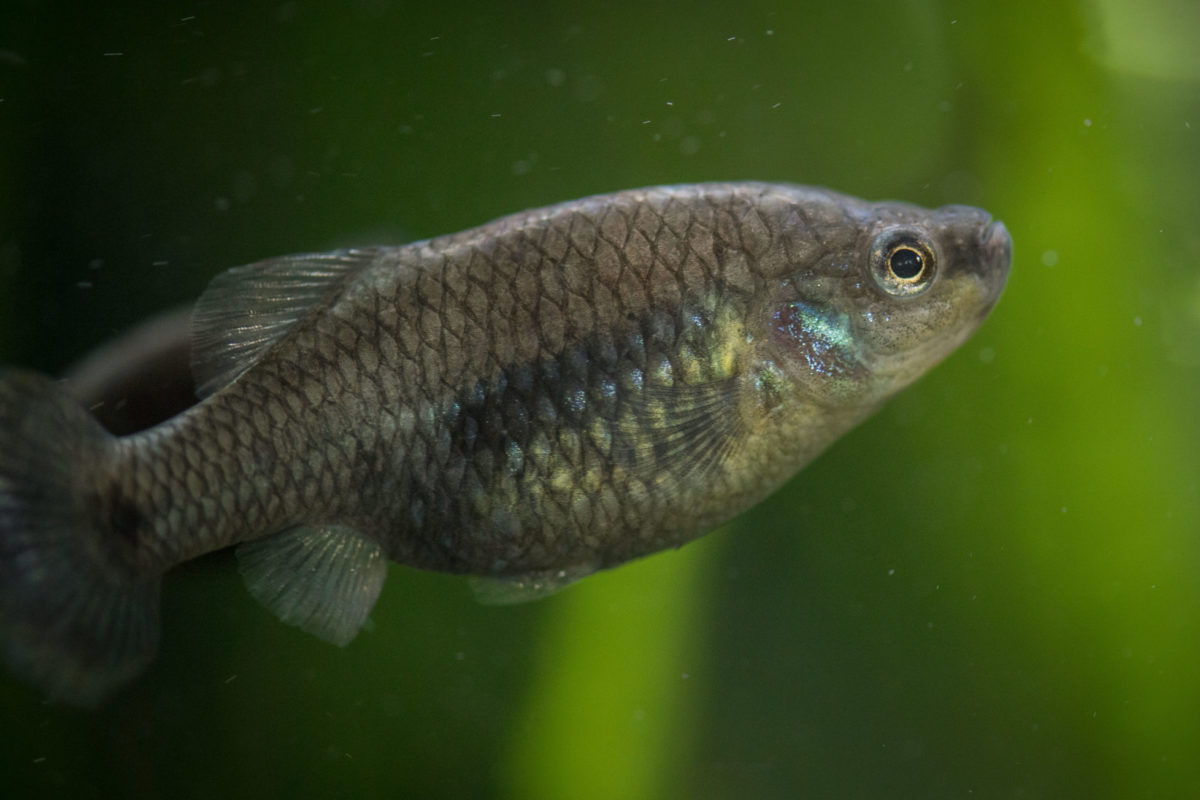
(0, 182, 1010, 704)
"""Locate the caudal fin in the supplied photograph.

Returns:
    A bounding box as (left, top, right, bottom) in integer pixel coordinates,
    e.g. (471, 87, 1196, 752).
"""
(0, 369, 161, 705)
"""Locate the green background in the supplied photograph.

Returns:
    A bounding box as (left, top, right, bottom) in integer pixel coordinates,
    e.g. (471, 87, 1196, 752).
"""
(3, 1, 1199, 797)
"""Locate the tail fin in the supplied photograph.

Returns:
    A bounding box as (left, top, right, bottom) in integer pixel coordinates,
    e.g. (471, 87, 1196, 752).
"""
(0, 369, 161, 706)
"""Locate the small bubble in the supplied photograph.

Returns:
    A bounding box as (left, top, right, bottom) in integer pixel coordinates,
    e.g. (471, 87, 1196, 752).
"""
(887, 568, 895, 576)
(1083, 118, 1092, 127)
(679, 136, 701, 156)
(545, 68, 566, 87)
(1040, 249, 1058, 266)
(978, 346, 995, 364)
(1134, 316, 1143, 327)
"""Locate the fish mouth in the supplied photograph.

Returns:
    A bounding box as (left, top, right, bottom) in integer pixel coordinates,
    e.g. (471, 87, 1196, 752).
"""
(979, 220, 1013, 304)
(982, 220, 1012, 259)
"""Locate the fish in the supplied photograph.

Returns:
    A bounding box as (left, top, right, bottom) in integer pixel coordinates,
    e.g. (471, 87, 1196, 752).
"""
(62, 305, 196, 435)
(0, 182, 1012, 704)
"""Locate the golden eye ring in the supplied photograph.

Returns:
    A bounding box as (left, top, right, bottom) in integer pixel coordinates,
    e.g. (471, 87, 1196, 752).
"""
(870, 228, 937, 297)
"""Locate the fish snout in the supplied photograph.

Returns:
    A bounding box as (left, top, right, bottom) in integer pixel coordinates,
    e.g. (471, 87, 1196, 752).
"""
(979, 219, 1013, 303)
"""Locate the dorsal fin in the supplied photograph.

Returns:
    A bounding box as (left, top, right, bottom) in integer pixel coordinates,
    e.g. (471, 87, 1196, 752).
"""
(190, 249, 379, 397)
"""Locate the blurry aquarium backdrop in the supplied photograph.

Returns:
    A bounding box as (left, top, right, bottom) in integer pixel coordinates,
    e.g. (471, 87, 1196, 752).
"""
(2, 0, 1200, 797)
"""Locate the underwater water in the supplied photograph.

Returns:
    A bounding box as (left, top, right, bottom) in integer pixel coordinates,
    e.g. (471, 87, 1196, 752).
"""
(2, 1, 1199, 797)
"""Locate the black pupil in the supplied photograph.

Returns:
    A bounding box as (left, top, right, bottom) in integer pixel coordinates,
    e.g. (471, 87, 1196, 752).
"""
(890, 247, 923, 280)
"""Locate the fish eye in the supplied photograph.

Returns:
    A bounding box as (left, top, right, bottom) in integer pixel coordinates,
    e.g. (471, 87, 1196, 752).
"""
(889, 246, 923, 279)
(870, 228, 937, 297)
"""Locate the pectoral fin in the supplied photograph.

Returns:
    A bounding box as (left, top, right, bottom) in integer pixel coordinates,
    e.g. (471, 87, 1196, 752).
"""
(614, 377, 745, 485)
(236, 524, 387, 646)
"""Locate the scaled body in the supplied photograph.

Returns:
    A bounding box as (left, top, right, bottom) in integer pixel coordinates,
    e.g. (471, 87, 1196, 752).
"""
(0, 182, 1011, 703)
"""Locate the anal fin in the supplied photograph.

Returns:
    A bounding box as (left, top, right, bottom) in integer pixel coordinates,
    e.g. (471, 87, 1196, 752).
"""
(236, 524, 387, 646)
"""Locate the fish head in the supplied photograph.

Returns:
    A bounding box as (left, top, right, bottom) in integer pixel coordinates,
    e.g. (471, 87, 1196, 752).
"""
(764, 191, 1012, 409)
